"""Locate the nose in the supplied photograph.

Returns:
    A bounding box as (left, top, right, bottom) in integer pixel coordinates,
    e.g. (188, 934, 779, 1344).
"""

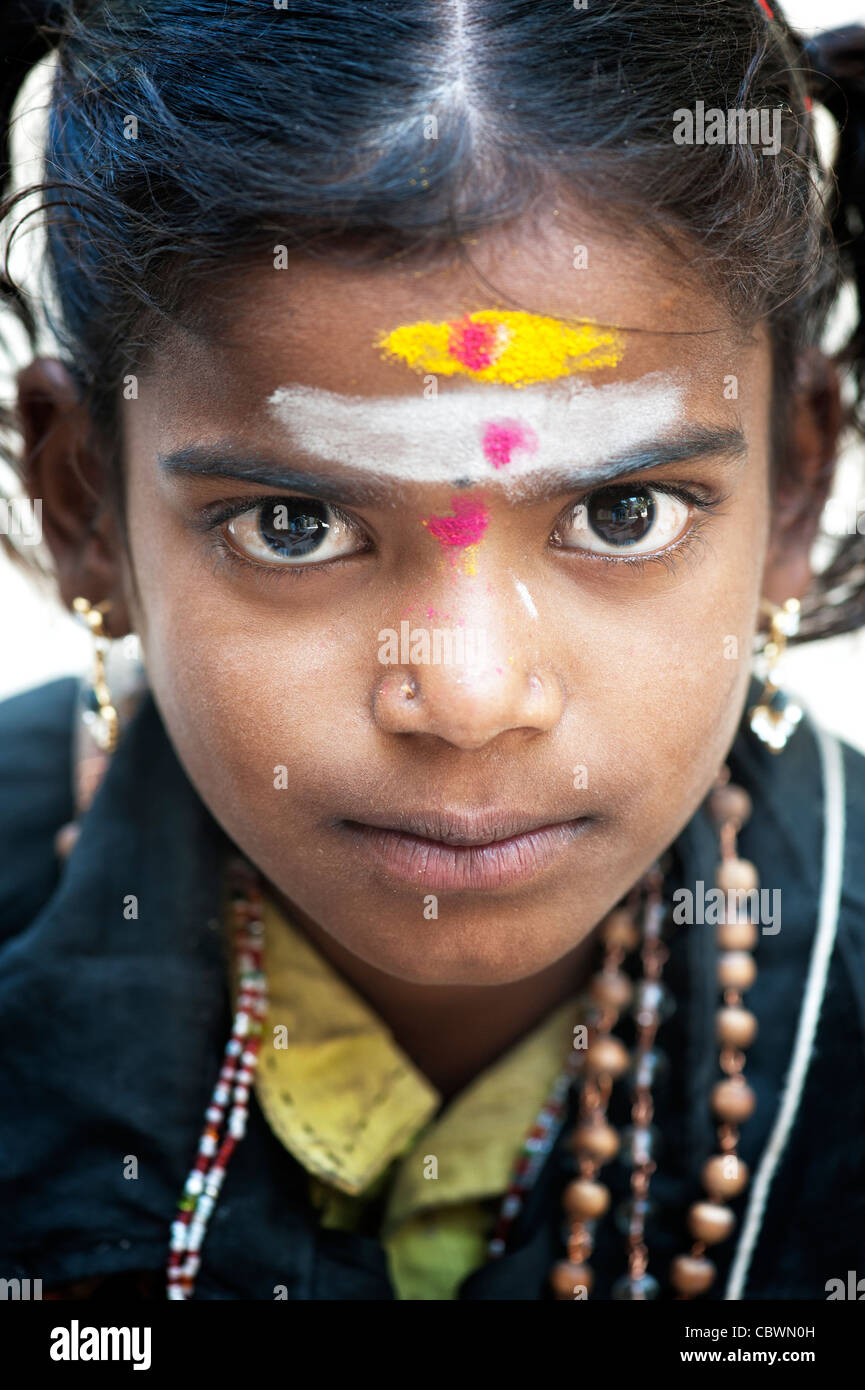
(373, 613, 565, 751)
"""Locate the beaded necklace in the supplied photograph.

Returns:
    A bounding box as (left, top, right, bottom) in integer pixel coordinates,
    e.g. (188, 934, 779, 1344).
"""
(506, 772, 756, 1300)
(166, 859, 268, 1300)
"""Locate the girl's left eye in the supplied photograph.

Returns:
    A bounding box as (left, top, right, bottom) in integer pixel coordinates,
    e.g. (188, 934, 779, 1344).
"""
(224, 497, 368, 566)
(551, 484, 692, 557)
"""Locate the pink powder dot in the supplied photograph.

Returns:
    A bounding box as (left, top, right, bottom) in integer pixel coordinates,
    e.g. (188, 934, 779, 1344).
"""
(481, 418, 539, 469)
(447, 316, 501, 371)
(424, 496, 490, 548)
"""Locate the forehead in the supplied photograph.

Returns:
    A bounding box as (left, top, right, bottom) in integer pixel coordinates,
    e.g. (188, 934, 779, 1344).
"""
(136, 212, 766, 437)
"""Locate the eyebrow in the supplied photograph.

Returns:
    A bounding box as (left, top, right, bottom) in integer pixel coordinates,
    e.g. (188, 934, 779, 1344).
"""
(158, 424, 747, 507)
(159, 444, 395, 506)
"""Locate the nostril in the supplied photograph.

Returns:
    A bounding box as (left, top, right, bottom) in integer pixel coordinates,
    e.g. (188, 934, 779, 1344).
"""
(374, 658, 565, 746)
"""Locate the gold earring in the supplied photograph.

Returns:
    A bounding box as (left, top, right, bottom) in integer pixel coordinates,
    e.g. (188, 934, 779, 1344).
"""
(72, 596, 119, 754)
(748, 597, 803, 753)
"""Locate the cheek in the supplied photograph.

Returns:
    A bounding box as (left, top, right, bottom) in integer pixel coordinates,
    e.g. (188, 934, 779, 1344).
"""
(584, 467, 770, 833)
(124, 491, 361, 827)
(145, 609, 367, 858)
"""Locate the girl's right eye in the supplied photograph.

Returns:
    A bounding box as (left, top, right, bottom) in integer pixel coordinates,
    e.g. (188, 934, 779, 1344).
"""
(224, 497, 369, 567)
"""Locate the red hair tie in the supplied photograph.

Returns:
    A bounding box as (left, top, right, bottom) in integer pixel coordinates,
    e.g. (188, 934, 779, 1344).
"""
(753, 0, 814, 117)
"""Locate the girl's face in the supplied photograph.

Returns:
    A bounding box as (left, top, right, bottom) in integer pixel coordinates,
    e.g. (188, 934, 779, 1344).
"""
(119, 215, 779, 985)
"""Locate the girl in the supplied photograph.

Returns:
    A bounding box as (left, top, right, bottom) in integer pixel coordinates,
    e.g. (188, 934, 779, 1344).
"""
(1, 0, 864, 1304)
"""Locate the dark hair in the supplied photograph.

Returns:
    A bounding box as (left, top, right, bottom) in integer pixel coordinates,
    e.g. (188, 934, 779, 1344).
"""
(2, 0, 865, 639)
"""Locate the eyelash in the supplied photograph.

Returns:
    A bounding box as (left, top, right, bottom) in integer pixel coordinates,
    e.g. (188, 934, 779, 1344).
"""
(583, 513, 710, 578)
(197, 482, 727, 582)
(552, 483, 728, 575)
(199, 494, 369, 584)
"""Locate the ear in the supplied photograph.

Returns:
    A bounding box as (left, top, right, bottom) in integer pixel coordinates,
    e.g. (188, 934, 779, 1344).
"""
(761, 349, 842, 610)
(16, 358, 132, 636)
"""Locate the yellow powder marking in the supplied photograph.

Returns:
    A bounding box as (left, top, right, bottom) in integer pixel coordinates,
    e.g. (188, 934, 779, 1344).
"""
(461, 544, 480, 577)
(377, 310, 624, 386)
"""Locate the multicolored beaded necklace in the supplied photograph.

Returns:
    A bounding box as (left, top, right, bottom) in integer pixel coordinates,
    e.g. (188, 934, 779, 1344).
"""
(164, 768, 760, 1301)
(166, 860, 268, 1300)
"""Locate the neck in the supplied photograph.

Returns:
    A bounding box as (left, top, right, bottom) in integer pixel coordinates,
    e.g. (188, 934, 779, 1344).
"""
(273, 893, 597, 1100)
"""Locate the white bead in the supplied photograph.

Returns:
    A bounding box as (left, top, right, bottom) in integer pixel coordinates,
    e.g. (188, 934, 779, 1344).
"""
(187, 1221, 205, 1253)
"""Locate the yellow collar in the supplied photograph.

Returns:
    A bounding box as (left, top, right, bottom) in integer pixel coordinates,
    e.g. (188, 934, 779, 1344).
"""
(241, 893, 578, 1205)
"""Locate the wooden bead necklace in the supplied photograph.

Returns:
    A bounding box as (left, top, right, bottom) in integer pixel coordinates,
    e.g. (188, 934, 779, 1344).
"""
(541, 769, 758, 1300)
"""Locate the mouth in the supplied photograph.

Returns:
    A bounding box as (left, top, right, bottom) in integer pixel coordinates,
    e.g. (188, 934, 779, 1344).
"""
(339, 810, 592, 891)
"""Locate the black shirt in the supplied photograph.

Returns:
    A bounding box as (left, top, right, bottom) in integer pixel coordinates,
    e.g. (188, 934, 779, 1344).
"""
(1, 677, 863, 1299)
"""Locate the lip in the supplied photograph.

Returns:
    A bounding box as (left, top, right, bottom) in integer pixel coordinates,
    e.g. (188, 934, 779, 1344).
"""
(339, 810, 592, 891)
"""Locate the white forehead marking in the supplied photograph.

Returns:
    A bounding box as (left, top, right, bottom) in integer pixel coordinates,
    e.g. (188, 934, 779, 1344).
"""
(267, 374, 685, 495)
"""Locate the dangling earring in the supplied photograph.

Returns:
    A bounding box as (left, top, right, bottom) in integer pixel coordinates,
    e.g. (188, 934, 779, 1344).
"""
(72, 597, 119, 754)
(55, 598, 146, 859)
(748, 597, 803, 753)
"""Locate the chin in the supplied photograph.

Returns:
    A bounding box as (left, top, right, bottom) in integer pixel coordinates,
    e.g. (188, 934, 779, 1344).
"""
(340, 912, 584, 987)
